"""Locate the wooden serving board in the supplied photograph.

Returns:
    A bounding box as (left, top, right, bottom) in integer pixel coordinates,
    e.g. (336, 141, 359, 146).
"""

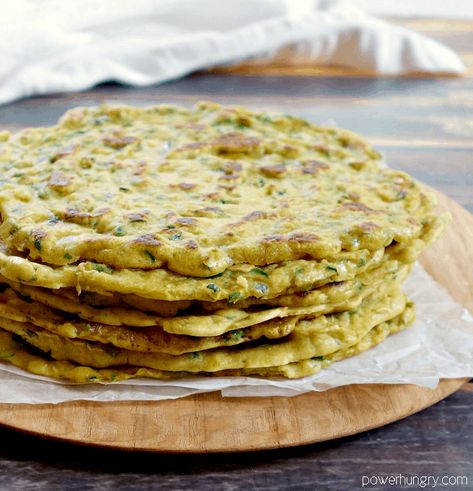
(0, 191, 470, 453)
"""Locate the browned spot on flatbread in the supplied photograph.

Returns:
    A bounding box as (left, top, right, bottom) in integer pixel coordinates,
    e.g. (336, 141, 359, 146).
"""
(218, 174, 240, 181)
(358, 221, 381, 232)
(175, 123, 207, 131)
(339, 202, 380, 214)
(125, 212, 148, 223)
(165, 211, 177, 220)
(64, 207, 110, 219)
(194, 206, 223, 217)
(339, 135, 366, 150)
(262, 234, 284, 244)
(243, 211, 266, 222)
(348, 192, 360, 201)
(176, 217, 197, 226)
(186, 239, 198, 250)
(48, 171, 73, 188)
(288, 232, 320, 243)
(175, 182, 196, 191)
(302, 160, 329, 175)
(32, 230, 48, 241)
(260, 164, 286, 178)
(50, 145, 77, 163)
(211, 132, 261, 152)
(314, 144, 330, 154)
(133, 234, 161, 246)
(103, 135, 139, 149)
(222, 160, 242, 175)
(173, 142, 207, 152)
(228, 211, 270, 230)
(132, 161, 147, 176)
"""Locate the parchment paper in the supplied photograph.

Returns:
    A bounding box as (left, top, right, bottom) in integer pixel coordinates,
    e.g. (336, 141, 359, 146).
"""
(0, 263, 471, 404)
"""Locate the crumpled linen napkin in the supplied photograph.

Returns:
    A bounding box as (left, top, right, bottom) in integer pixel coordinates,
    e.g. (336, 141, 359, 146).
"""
(0, 0, 465, 105)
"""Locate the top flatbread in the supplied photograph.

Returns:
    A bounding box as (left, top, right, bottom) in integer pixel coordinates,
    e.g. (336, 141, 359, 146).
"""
(0, 102, 435, 277)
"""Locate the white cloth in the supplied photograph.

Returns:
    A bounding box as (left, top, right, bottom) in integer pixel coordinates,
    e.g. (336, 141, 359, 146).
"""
(0, 0, 465, 105)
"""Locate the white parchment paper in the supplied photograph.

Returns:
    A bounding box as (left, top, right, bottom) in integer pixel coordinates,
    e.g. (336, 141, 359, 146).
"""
(0, 263, 471, 404)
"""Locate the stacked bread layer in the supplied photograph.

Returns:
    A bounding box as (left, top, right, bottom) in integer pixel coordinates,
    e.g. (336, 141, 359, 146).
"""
(0, 103, 445, 382)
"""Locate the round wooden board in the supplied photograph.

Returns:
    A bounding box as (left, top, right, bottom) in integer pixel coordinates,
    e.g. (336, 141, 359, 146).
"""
(0, 190, 470, 453)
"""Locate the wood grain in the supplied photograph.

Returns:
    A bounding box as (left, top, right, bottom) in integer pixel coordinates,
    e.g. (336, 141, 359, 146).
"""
(0, 191, 470, 453)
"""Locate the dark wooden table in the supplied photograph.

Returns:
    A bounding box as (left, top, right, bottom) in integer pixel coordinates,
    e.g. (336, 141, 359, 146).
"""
(0, 17, 472, 491)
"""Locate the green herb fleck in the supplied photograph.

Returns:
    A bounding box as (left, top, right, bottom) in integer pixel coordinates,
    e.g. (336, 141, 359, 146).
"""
(88, 376, 100, 382)
(357, 257, 366, 268)
(144, 250, 156, 263)
(326, 265, 338, 273)
(92, 263, 113, 274)
(311, 355, 325, 362)
(64, 253, 73, 260)
(226, 329, 245, 342)
(256, 177, 266, 188)
(119, 187, 129, 192)
(26, 329, 37, 338)
(170, 232, 182, 241)
(228, 291, 241, 303)
(104, 345, 119, 358)
(48, 215, 59, 224)
(188, 352, 202, 360)
(250, 267, 268, 277)
(33, 239, 42, 251)
(113, 226, 125, 237)
(207, 283, 220, 293)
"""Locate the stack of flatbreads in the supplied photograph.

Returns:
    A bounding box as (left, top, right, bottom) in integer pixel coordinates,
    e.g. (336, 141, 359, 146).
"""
(0, 102, 445, 383)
